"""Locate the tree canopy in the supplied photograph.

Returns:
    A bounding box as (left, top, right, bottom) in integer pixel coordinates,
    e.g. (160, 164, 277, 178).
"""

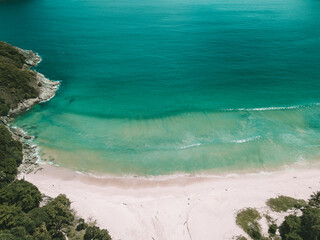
(0, 125, 22, 184)
(0, 41, 38, 116)
(0, 180, 42, 212)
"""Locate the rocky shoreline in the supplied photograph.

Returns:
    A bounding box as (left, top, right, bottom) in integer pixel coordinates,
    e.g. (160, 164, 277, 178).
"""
(0, 46, 60, 174)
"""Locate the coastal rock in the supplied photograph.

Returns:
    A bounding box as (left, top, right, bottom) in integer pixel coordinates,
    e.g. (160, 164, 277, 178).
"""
(24, 135, 33, 140)
(7, 46, 60, 117)
(15, 47, 41, 67)
(1, 45, 60, 174)
(8, 72, 60, 116)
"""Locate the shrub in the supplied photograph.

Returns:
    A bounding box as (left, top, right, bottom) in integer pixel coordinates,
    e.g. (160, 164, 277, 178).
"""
(309, 192, 320, 208)
(76, 218, 87, 231)
(236, 208, 262, 240)
(279, 215, 301, 239)
(266, 196, 306, 212)
(84, 226, 112, 240)
(300, 207, 320, 240)
(268, 223, 277, 235)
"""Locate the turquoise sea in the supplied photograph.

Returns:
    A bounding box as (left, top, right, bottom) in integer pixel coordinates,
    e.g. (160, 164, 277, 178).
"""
(1, 0, 320, 175)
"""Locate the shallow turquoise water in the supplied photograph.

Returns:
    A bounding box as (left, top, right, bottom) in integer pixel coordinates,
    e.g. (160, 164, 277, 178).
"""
(1, 0, 320, 175)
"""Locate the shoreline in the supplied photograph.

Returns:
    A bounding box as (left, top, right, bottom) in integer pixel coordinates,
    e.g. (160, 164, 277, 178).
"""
(3, 44, 320, 239)
(8, 46, 60, 116)
(24, 163, 320, 239)
(22, 161, 320, 188)
(34, 157, 319, 182)
(0, 46, 60, 174)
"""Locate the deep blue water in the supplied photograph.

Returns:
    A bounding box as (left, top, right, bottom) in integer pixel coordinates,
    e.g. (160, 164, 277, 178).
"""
(1, 0, 320, 175)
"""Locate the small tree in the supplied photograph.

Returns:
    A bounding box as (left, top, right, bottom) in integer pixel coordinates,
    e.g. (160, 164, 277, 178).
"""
(84, 226, 112, 240)
(76, 218, 87, 231)
(279, 215, 301, 240)
(309, 192, 320, 208)
(45, 194, 74, 234)
(268, 223, 277, 235)
(300, 207, 320, 240)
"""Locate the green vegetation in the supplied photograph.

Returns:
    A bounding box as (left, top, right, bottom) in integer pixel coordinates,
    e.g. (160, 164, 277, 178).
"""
(84, 226, 112, 240)
(236, 208, 262, 239)
(0, 124, 113, 239)
(0, 180, 42, 212)
(279, 215, 302, 239)
(0, 41, 112, 239)
(235, 236, 248, 240)
(236, 193, 320, 240)
(268, 223, 277, 236)
(0, 125, 22, 184)
(0, 41, 26, 68)
(266, 196, 306, 212)
(0, 41, 38, 116)
(309, 191, 320, 208)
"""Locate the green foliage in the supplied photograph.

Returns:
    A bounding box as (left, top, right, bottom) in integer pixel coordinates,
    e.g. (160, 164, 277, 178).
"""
(283, 232, 303, 240)
(309, 192, 320, 208)
(0, 125, 22, 184)
(236, 208, 262, 240)
(0, 233, 16, 240)
(266, 196, 306, 212)
(9, 226, 33, 240)
(84, 226, 112, 240)
(0, 180, 42, 212)
(235, 236, 248, 240)
(0, 42, 113, 240)
(0, 41, 38, 116)
(276, 192, 320, 240)
(0, 41, 26, 68)
(28, 207, 50, 228)
(33, 223, 52, 240)
(300, 207, 320, 240)
(45, 194, 74, 233)
(279, 215, 301, 240)
(0, 98, 9, 116)
(51, 230, 66, 240)
(0, 203, 22, 230)
(17, 213, 36, 235)
(268, 223, 277, 235)
(76, 218, 87, 231)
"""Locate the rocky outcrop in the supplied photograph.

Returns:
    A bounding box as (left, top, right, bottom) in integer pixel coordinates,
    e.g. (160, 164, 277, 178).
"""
(0, 45, 60, 174)
(8, 47, 60, 116)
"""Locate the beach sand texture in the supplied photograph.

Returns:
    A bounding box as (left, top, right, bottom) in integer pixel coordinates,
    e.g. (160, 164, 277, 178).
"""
(24, 165, 320, 240)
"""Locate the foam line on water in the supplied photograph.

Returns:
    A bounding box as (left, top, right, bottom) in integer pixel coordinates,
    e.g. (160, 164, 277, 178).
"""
(223, 103, 320, 112)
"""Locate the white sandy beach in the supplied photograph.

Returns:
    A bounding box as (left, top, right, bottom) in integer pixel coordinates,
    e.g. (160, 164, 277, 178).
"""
(22, 165, 320, 240)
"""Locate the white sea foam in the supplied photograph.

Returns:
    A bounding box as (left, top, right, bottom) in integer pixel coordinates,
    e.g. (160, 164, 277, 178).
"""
(230, 135, 261, 144)
(179, 143, 202, 149)
(223, 103, 320, 112)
